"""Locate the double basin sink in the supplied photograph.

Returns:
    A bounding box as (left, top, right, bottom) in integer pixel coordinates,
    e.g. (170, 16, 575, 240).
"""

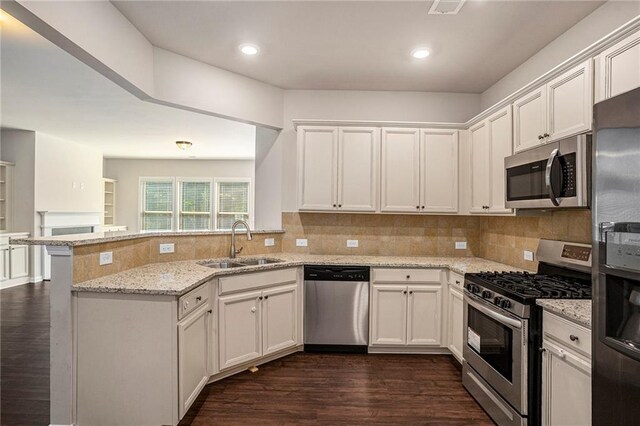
(199, 257, 284, 269)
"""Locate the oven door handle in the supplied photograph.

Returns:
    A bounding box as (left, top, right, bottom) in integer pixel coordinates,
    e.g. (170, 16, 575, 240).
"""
(466, 296, 523, 329)
(545, 148, 561, 206)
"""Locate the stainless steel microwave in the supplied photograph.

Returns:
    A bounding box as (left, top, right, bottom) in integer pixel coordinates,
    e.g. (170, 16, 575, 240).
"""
(504, 134, 591, 209)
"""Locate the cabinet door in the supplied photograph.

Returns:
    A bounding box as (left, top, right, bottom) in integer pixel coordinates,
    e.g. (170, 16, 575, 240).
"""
(488, 106, 513, 214)
(178, 304, 212, 419)
(407, 285, 441, 346)
(542, 340, 591, 426)
(337, 127, 380, 212)
(447, 285, 464, 362)
(297, 126, 338, 211)
(596, 29, 640, 102)
(469, 121, 490, 214)
(421, 129, 458, 213)
(218, 290, 262, 370)
(370, 285, 407, 345)
(513, 86, 547, 153)
(262, 284, 298, 356)
(547, 60, 593, 141)
(9, 245, 29, 279)
(0, 246, 9, 281)
(380, 128, 421, 213)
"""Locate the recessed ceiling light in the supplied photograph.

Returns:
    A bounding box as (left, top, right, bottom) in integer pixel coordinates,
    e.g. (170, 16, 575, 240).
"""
(411, 48, 431, 59)
(239, 44, 260, 55)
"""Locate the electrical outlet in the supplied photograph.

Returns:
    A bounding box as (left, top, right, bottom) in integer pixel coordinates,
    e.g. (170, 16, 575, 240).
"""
(296, 239, 308, 247)
(524, 250, 534, 261)
(264, 238, 275, 247)
(347, 239, 359, 248)
(159, 243, 175, 254)
(99, 251, 113, 266)
(455, 241, 467, 250)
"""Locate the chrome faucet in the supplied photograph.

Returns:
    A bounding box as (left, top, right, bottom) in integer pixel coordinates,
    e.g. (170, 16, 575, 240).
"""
(229, 220, 253, 258)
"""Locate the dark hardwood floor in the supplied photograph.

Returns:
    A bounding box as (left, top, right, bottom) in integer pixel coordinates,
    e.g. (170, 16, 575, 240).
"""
(0, 282, 492, 425)
(1, 282, 50, 426)
(180, 353, 493, 425)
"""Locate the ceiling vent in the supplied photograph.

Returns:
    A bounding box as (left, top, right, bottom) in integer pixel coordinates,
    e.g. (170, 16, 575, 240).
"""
(428, 0, 466, 15)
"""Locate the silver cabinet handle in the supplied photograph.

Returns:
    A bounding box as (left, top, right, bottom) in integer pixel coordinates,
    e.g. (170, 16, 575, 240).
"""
(545, 148, 561, 206)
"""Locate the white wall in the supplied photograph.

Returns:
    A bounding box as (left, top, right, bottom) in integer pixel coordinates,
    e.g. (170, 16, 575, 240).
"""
(104, 158, 255, 232)
(34, 133, 104, 213)
(254, 127, 282, 229)
(480, 1, 640, 110)
(278, 90, 481, 213)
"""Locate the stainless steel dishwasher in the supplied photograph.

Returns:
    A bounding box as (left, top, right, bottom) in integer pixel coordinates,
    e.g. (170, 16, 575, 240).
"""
(303, 265, 370, 353)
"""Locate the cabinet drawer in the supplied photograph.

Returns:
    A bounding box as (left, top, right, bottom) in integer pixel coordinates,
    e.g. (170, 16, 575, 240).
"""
(179, 283, 210, 320)
(543, 311, 591, 357)
(373, 268, 442, 284)
(219, 267, 298, 295)
(449, 272, 464, 289)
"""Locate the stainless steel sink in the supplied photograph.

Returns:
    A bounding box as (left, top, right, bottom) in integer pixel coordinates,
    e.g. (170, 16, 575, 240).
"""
(199, 258, 284, 269)
(237, 258, 284, 266)
(199, 261, 247, 269)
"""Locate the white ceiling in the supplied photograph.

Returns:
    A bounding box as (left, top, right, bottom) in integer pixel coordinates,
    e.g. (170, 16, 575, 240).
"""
(112, 0, 605, 92)
(0, 13, 256, 160)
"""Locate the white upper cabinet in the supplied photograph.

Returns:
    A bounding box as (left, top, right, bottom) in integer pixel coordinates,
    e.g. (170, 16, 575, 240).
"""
(488, 106, 513, 213)
(469, 121, 491, 213)
(547, 60, 593, 141)
(470, 106, 513, 215)
(595, 28, 640, 102)
(513, 59, 593, 153)
(337, 127, 380, 212)
(298, 126, 380, 212)
(421, 129, 459, 213)
(513, 86, 547, 153)
(297, 126, 338, 211)
(381, 128, 421, 213)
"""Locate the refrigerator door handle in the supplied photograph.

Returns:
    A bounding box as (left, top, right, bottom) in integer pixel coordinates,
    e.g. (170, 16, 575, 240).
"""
(545, 148, 561, 206)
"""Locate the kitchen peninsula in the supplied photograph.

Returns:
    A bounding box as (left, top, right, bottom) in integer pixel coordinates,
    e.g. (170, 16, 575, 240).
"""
(15, 230, 523, 425)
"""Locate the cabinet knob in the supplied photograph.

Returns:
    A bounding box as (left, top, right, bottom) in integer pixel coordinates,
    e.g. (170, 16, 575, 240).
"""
(543, 133, 550, 138)
(569, 334, 579, 342)
(207, 309, 213, 314)
(264, 295, 269, 300)
(409, 291, 413, 295)
(258, 296, 263, 300)
(196, 296, 202, 302)
(406, 275, 411, 279)
(421, 206, 425, 209)
(333, 204, 337, 208)
(538, 135, 544, 140)
(403, 290, 407, 294)
(416, 206, 420, 209)
(338, 204, 342, 208)
(455, 280, 461, 285)
(250, 307, 256, 313)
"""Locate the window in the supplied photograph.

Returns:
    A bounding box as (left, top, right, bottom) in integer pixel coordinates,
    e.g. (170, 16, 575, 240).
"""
(215, 179, 251, 230)
(179, 179, 212, 231)
(141, 179, 174, 232)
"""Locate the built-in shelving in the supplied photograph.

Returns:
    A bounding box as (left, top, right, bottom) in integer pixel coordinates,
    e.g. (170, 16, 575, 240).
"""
(0, 162, 14, 232)
(103, 178, 116, 226)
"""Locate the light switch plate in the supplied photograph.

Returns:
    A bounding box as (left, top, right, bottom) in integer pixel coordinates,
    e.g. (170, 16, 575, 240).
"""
(455, 241, 467, 250)
(99, 251, 113, 266)
(264, 238, 275, 247)
(159, 243, 175, 254)
(347, 239, 359, 248)
(296, 239, 308, 247)
(524, 250, 534, 261)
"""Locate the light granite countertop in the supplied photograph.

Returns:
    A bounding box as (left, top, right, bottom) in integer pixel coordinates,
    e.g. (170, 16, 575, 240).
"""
(11, 229, 285, 247)
(73, 253, 526, 296)
(537, 299, 592, 328)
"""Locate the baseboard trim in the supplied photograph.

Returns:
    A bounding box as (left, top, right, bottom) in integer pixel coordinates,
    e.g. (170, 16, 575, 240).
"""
(367, 346, 452, 355)
(1, 279, 31, 290)
(30, 276, 44, 284)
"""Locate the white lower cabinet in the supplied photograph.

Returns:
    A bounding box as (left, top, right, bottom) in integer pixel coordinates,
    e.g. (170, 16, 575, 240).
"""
(178, 303, 213, 419)
(0, 246, 9, 281)
(0, 233, 31, 288)
(447, 283, 464, 362)
(541, 311, 592, 426)
(262, 284, 298, 356)
(370, 269, 443, 348)
(9, 245, 29, 279)
(219, 290, 263, 370)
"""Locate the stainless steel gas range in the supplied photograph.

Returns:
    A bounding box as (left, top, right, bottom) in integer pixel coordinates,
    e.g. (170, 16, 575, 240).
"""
(462, 239, 592, 426)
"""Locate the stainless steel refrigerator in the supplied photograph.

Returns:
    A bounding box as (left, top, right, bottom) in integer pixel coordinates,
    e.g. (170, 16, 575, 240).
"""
(593, 86, 640, 425)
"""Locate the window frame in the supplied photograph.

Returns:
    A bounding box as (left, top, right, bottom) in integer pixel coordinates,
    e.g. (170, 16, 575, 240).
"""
(214, 177, 253, 231)
(138, 177, 176, 233)
(176, 177, 214, 231)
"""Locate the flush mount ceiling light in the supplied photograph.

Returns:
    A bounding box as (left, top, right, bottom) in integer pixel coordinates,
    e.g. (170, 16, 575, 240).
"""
(175, 140, 193, 151)
(411, 48, 431, 59)
(428, 0, 466, 15)
(239, 44, 260, 55)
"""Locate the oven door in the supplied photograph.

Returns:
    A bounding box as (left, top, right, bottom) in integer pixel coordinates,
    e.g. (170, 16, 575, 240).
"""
(505, 135, 589, 209)
(464, 292, 528, 414)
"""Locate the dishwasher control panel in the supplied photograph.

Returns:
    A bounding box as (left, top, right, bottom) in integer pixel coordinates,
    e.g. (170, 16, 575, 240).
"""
(304, 266, 370, 282)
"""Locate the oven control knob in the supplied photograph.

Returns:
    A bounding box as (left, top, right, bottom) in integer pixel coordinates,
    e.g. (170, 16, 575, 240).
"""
(481, 290, 493, 299)
(494, 296, 503, 305)
(500, 299, 511, 309)
(466, 283, 479, 294)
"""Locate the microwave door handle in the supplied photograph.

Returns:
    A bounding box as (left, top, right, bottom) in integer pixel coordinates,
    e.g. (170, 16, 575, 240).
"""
(545, 148, 561, 206)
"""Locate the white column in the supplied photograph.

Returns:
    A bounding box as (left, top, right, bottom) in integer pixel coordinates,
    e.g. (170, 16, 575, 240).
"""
(47, 245, 74, 426)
